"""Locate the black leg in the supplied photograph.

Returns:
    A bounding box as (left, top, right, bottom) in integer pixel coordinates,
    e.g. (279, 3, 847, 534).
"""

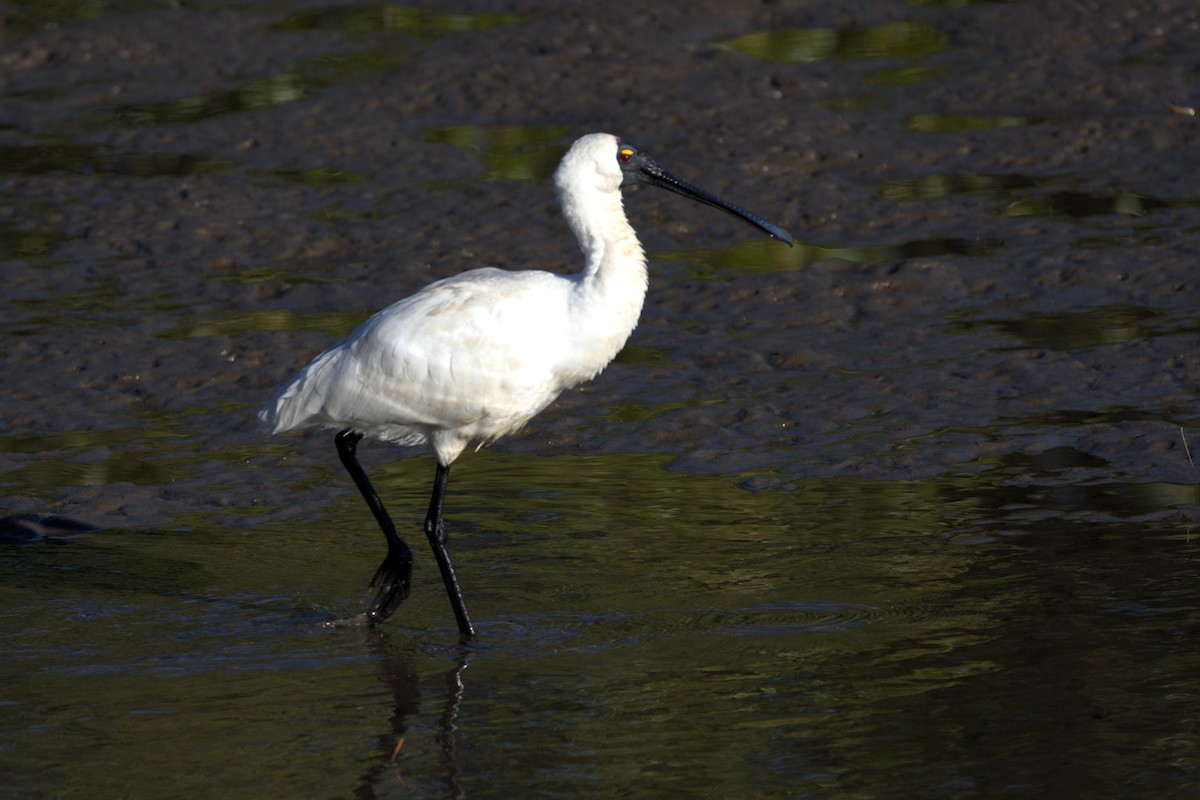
(335, 428, 413, 625)
(425, 464, 475, 638)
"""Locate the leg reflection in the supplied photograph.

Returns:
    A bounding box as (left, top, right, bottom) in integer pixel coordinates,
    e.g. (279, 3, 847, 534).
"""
(356, 629, 472, 798)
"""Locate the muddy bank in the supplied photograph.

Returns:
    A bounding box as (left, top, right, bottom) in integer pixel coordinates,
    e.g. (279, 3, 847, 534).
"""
(1, 0, 1197, 526)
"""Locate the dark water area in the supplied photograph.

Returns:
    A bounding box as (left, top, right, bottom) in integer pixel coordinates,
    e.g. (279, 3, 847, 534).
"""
(1, 0, 1198, 797)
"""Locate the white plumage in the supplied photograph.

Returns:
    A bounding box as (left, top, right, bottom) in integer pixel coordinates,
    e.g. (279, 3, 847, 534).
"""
(261, 134, 647, 465)
(259, 133, 792, 637)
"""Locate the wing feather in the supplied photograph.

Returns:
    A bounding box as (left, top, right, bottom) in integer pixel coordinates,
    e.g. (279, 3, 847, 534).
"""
(259, 269, 574, 446)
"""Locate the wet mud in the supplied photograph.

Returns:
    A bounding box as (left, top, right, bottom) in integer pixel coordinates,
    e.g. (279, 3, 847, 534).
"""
(2, 0, 1196, 528)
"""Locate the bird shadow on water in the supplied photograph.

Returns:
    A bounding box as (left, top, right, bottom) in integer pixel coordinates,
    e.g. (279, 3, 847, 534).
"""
(0, 513, 209, 599)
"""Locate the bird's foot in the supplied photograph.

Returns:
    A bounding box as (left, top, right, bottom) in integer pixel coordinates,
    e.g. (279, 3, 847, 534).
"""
(367, 546, 413, 625)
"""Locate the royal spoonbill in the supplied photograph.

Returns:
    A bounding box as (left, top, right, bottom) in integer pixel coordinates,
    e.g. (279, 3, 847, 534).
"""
(259, 133, 793, 637)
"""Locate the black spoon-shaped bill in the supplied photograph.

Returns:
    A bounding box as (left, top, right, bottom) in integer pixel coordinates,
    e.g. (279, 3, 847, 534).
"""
(617, 143, 794, 247)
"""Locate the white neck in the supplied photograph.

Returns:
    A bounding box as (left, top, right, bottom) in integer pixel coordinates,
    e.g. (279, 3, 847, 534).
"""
(556, 180, 649, 381)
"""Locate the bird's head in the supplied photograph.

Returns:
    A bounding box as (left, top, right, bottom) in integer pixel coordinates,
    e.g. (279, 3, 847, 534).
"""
(555, 133, 793, 246)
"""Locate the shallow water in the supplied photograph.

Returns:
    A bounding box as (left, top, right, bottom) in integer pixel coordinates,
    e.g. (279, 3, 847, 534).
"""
(2, 458, 1196, 797)
(2, 0, 1199, 797)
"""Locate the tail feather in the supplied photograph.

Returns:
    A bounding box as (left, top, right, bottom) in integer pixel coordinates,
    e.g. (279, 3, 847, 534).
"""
(257, 346, 345, 435)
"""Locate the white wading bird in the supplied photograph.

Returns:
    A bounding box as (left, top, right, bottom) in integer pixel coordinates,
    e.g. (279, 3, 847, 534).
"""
(259, 133, 792, 637)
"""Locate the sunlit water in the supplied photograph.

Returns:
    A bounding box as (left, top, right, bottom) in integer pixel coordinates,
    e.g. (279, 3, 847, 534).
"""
(2, 453, 1197, 797)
